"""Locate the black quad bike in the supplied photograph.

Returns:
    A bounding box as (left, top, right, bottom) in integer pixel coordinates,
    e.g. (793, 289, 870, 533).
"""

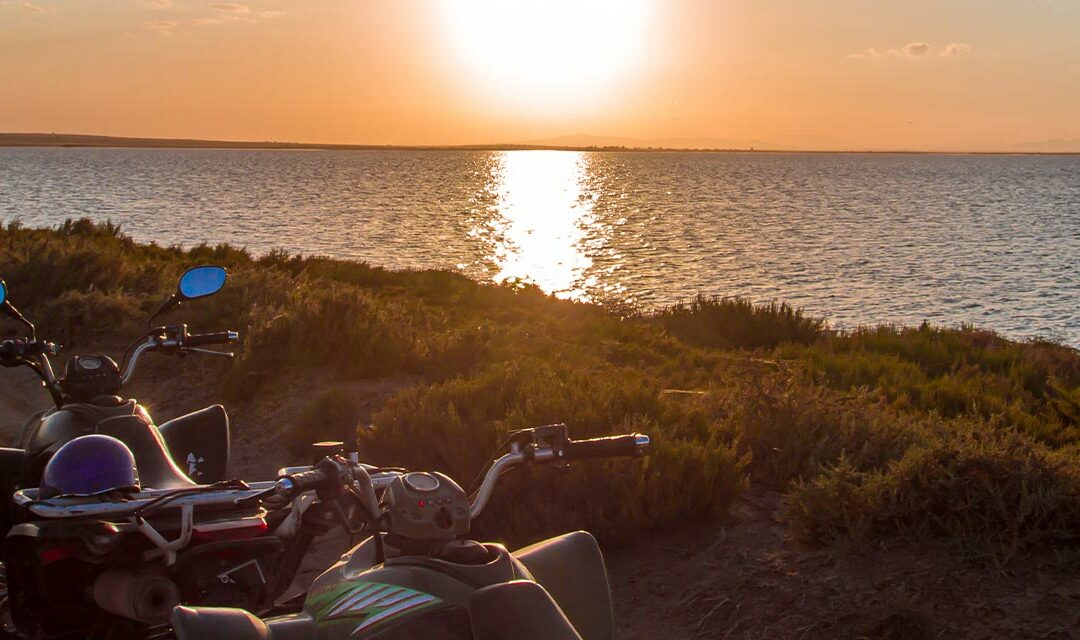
(0, 269, 332, 638)
(169, 424, 651, 640)
(0, 266, 238, 495)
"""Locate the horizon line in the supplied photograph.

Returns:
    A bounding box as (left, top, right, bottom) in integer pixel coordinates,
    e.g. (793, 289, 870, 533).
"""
(1, 131, 1077, 156)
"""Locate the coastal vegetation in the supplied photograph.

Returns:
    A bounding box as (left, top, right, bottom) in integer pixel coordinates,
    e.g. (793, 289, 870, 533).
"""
(3, 218, 1080, 562)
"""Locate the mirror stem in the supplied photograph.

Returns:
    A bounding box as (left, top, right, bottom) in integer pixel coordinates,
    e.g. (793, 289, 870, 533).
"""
(1, 301, 36, 341)
(148, 295, 180, 329)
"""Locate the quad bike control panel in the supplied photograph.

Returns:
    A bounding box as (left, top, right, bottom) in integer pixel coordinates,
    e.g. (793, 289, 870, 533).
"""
(384, 471, 470, 540)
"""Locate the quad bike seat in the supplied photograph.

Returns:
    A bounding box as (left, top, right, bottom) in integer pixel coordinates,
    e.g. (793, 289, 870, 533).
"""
(97, 415, 196, 490)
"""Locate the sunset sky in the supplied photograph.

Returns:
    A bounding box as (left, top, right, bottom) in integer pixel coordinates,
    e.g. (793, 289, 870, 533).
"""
(1, 0, 1077, 151)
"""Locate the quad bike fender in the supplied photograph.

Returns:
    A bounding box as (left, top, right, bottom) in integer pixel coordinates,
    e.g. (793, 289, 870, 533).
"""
(0, 446, 26, 554)
(470, 580, 583, 640)
(172, 606, 273, 640)
(173, 605, 319, 640)
(512, 531, 614, 640)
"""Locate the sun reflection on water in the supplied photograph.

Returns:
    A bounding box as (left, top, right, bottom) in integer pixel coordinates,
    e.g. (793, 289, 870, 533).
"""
(479, 151, 596, 300)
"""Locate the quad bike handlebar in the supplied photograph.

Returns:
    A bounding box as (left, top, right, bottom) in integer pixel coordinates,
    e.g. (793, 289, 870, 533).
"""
(121, 325, 239, 385)
(0, 338, 60, 361)
(0, 325, 237, 403)
(562, 433, 651, 460)
(469, 425, 650, 519)
(15, 425, 651, 525)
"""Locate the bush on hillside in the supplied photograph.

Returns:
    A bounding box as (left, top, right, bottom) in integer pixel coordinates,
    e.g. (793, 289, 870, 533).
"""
(360, 360, 748, 545)
(654, 295, 825, 350)
(285, 389, 361, 457)
(788, 422, 1080, 563)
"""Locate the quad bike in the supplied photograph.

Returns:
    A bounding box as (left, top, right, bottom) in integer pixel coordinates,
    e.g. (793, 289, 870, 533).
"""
(0, 266, 238, 496)
(169, 423, 651, 640)
(0, 269, 322, 638)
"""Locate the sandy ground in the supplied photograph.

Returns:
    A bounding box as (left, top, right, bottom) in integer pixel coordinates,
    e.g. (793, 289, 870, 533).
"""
(609, 487, 1080, 639)
(4, 363, 1080, 639)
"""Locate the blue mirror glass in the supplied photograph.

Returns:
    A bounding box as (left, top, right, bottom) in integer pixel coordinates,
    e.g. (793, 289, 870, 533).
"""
(0, 279, 6, 306)
(177, 266, 227, 300)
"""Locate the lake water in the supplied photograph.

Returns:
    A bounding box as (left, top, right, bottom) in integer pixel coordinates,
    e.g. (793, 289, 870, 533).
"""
(1, 148, 1078, 343)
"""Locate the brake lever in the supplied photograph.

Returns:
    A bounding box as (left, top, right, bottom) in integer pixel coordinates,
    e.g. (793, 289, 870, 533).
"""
(234, 485, 280, 507)
(183, 347, 235, 358)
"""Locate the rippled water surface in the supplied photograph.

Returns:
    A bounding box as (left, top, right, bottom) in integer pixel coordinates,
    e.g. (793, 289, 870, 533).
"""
(1, 148, 1078, 343)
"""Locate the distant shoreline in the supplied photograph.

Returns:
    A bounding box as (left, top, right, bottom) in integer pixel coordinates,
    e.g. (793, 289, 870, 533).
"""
(1, 133, 1077, 155)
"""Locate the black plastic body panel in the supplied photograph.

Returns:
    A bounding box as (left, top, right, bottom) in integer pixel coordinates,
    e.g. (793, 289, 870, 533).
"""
(0, 446, 26, 554)
(159, 404, 230, 483)
(512, 531, 614, 640)
(97, 414, 196, 490)
(470, 580, 583, 640)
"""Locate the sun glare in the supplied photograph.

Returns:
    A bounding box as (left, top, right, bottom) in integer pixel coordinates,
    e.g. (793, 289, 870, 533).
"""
(437, 0, 651, 112)
(478, 151, 594, 300)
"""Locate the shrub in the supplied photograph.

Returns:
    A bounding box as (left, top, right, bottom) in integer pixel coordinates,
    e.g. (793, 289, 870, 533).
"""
(712, 377, 918, 487)
(778, 324, 1080, 448)
(285, 389, 361, 457)
(361, 360, 748, 546)
(788, 422, 1080, 563)
(36, 288, 144, 345)
(653, 295, 825, 350)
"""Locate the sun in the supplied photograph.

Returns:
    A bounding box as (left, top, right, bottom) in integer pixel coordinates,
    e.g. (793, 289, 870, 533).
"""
(436, 0, 651, 113)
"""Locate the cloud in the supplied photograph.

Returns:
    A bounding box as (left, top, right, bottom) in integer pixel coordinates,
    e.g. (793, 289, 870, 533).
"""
(940, 42, 972, 57)
(144, 3, 285, 34)
(145, 19, 179, 34)
(902, 42, 931, 57)
(0, 1, 57, 14)
(848, 41, 974, 60)
(210, 2, 249, 12)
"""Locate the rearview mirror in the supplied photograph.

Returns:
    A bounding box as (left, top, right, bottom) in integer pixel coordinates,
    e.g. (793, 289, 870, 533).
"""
(177, 266, 227, 300)
(148, 265, 229, 327)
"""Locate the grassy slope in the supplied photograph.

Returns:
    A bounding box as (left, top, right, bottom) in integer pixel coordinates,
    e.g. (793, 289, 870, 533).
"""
(3, 219, 1080, 562)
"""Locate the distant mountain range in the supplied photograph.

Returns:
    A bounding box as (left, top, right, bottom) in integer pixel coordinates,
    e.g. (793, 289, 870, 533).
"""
(1, 132, 1077, 154)
(0, 132, 758, 151)
(523, 134, 759, 150)
(1008, 138, 1080, 153)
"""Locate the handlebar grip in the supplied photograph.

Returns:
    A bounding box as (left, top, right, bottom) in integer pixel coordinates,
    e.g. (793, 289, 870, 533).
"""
(184, 331, 238, 347)
(279, 468, 327, 497)
(562, 434, 651, 460)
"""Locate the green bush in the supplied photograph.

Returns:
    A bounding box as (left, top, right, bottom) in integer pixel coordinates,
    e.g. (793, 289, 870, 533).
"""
(653, 295, 825, 350)
(710, 377, 918, 487)
(779, 325, 1080, 448)
(788, 422, 1080, 563)
(360, 360, 747, 546)
(286, 389, 361, 457)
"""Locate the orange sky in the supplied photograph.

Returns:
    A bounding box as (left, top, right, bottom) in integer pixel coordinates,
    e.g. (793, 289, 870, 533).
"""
(1, 0, 1077, 151)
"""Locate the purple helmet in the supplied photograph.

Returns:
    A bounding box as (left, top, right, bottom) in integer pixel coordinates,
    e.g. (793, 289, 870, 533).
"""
(40, 434, 141, 499)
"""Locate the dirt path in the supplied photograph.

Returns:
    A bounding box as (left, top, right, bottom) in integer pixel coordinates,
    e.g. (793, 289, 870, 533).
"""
(609, 486, 1080, 639)
(0, 366, 51, 445)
